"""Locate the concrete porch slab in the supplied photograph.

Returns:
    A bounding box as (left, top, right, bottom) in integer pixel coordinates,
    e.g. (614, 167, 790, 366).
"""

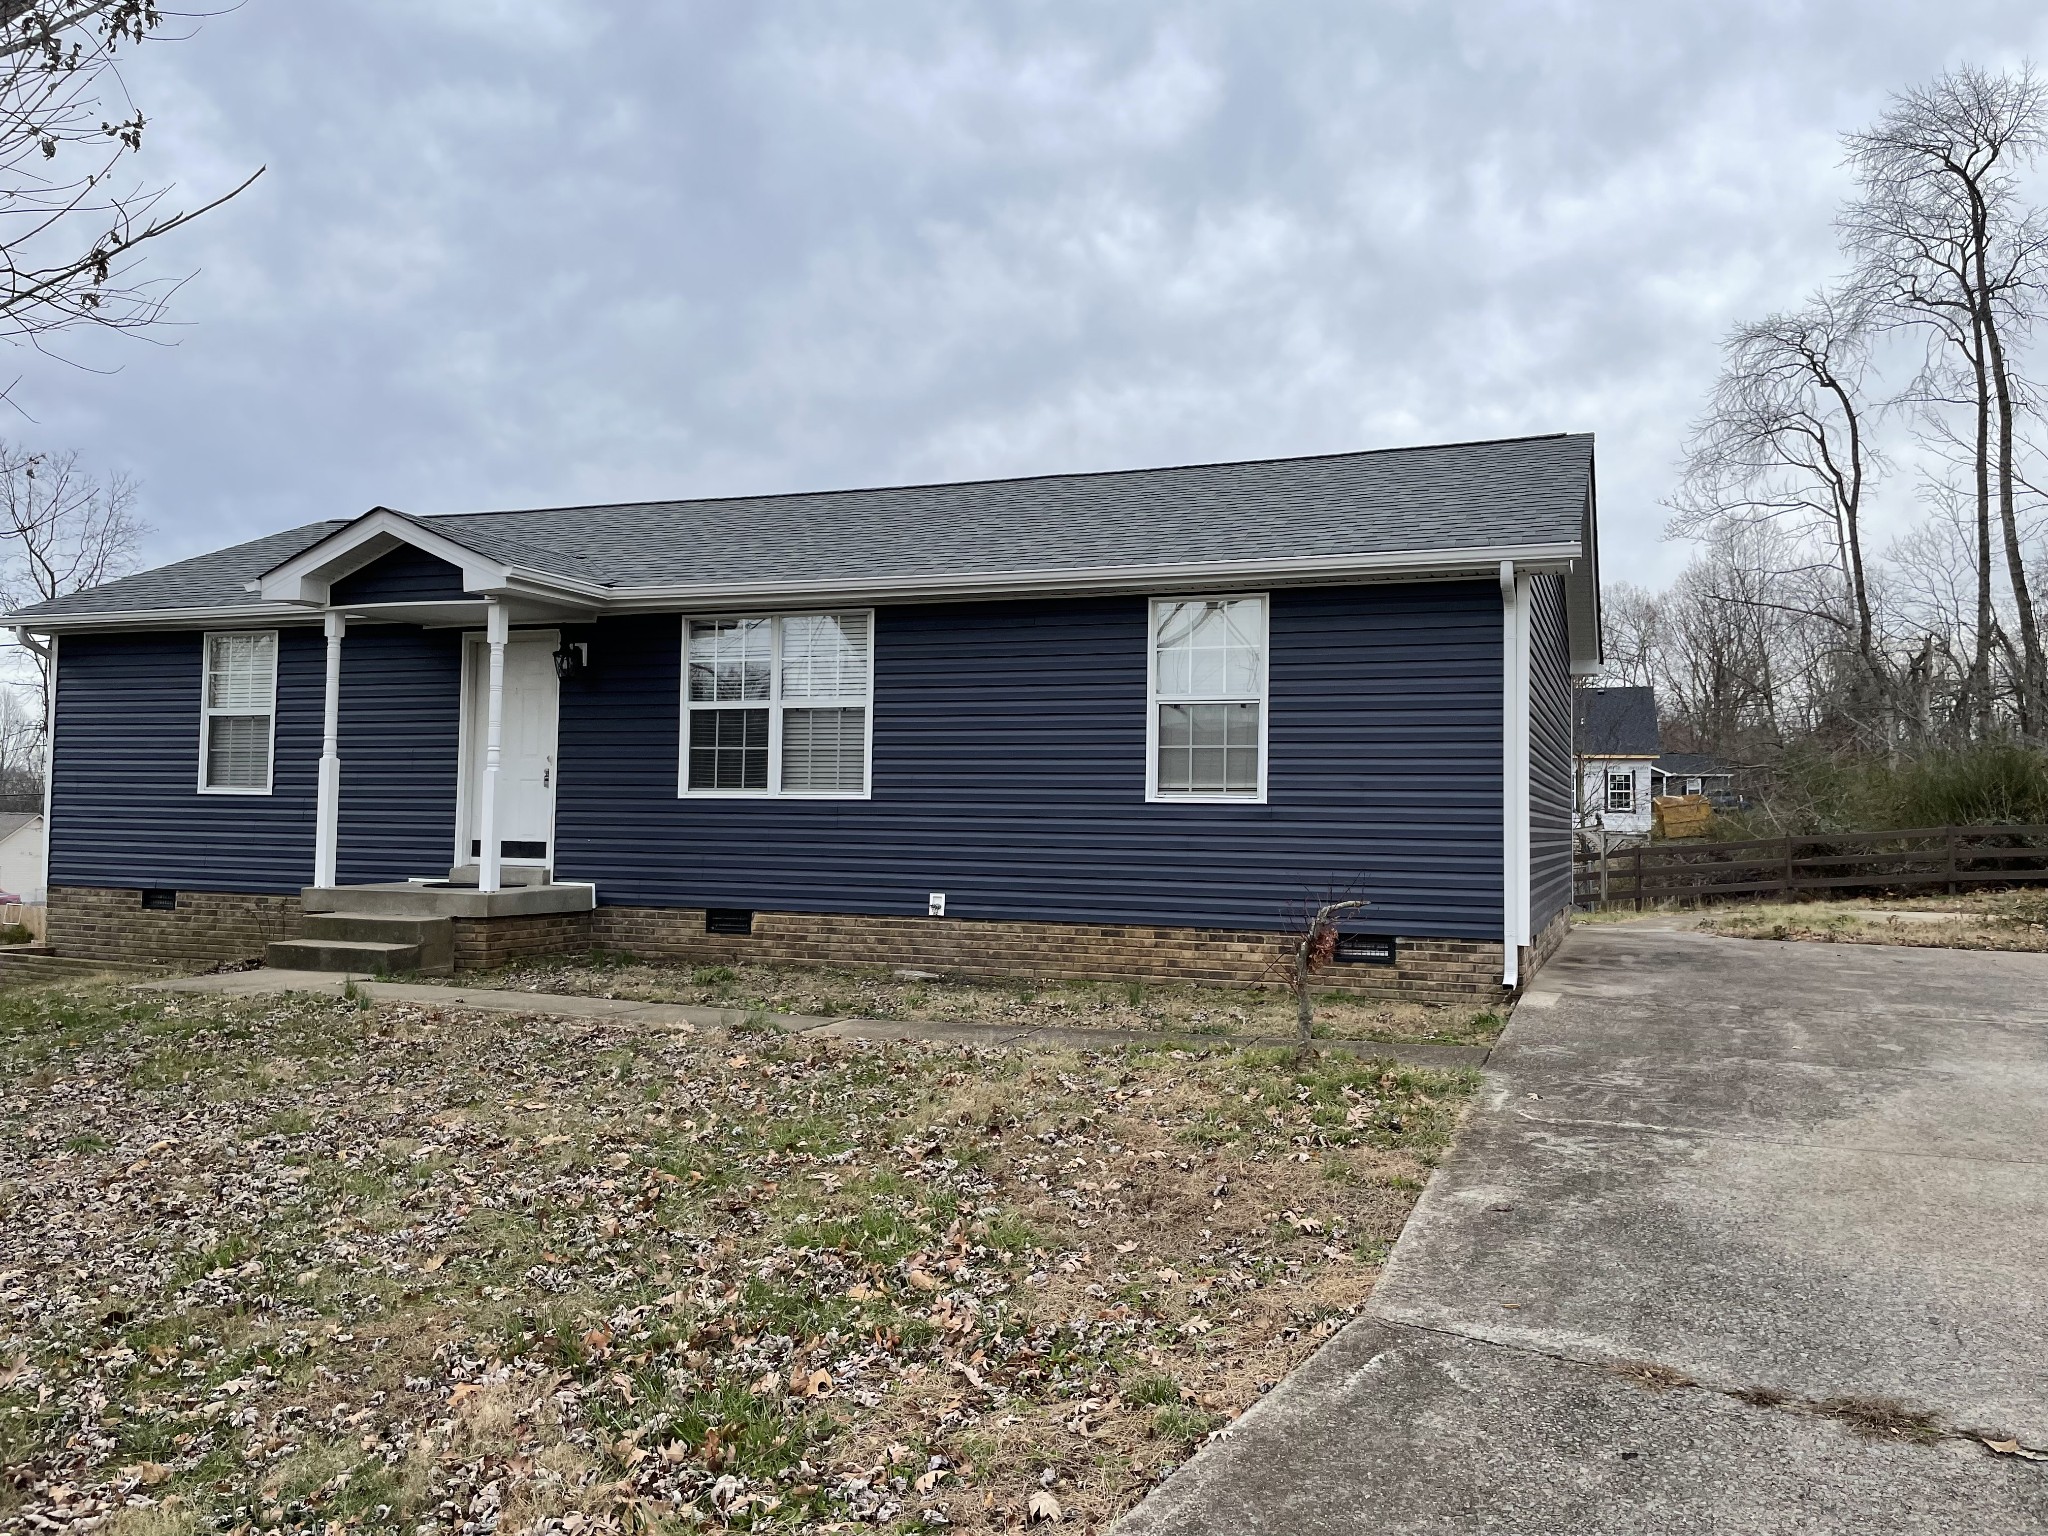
(299, 881, 596, 918)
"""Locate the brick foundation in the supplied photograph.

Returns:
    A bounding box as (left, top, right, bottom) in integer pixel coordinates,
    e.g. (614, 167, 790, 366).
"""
(590, 906, 1517, 1003)
(451, 911, 595, 970)
(1527, 903, 1571, 975)
(50, 885, 306, 969)
(49, 883, 1569, 1002)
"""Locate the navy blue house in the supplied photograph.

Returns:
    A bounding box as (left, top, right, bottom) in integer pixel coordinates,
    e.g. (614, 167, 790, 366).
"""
(9, 435, 1600, 998)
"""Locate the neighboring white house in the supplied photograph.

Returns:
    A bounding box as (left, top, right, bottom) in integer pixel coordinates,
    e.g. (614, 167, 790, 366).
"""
(1575, 686, 1660, 840)
(0, 811, 45, 903)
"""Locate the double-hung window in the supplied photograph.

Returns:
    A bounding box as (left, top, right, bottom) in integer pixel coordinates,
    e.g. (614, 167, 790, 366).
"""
(199, 630, 278, 794)
(682, 612, 872, 796)
(1148, 595, 1267, 801)
(1606, 769, 1635, 813)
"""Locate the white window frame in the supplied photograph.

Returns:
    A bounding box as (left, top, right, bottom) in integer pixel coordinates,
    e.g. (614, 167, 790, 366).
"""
(197, 629, 280, 796)
(1605, 768, 1635, 814)
(1145, 592, 1270, 804)
(677, 610, 876, 799)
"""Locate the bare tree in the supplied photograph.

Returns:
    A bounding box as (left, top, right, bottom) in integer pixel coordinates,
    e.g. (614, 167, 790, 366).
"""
(1671, 291, 1889, 728)
(1842, 65, 2048, 736)
(0, 675, 40, 801)
(1596, 581, 1664, 689)
(0, 441, 145, 701)
(0, 1, 259, 369)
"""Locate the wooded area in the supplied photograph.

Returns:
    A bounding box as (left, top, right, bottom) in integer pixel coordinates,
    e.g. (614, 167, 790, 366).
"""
(1608, 66, 2048, 825)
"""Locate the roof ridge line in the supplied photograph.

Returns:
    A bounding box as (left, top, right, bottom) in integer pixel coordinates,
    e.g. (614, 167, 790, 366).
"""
(416, 431, 1590, 523)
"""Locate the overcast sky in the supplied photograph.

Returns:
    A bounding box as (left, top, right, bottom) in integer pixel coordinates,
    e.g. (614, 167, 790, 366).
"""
(13, 0, 2048, 586)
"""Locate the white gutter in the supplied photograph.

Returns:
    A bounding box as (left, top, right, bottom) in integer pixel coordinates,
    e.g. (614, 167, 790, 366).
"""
(12, 604, 326, 635)
(592, 541, 1584, 610)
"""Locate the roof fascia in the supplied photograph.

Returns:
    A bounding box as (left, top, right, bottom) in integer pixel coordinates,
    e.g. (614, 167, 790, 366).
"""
(18, 538, 1583, 633)
(15, 605, 324, 635)
(1564, 470, 1601, 669)
(594, 541, 1583, 612)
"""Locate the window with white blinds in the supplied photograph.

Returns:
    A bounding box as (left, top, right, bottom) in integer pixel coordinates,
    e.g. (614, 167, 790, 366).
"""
(682, 612, 872, 796)
(200, 630, 278, 793)
(1148, 595, 1268, 801)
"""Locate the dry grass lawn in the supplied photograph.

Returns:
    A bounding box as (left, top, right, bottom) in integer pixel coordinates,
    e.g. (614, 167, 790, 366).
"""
(431, 956, 1507, 1050)
(0, 979, 1476, 1534)
(1694, 886, 2048, 951)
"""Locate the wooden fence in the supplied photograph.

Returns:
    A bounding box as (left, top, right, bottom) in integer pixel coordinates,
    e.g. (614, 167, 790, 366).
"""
(1573, 825, 2048, 910)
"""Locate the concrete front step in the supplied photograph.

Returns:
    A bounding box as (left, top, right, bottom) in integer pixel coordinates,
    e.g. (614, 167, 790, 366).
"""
(265, 937, 424, 976)
(301, 913, 454, 974)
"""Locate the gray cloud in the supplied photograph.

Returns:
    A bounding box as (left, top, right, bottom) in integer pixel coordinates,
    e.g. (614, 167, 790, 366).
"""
(15, 0, 2048, 583)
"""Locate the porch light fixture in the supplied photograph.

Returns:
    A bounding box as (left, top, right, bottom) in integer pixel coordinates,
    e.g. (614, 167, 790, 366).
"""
(553, 640, 589, 680)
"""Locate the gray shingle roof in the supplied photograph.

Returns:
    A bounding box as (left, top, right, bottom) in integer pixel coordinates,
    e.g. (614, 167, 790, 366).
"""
(1654, 752, 1732, 777)
(10, 433, 1593, 622)
(1575, 686, 1660, 757)
(9, 521, 347, 620)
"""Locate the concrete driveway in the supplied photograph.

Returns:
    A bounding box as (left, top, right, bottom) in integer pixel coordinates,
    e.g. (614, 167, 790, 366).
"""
(1118, 924, 2048, 1534)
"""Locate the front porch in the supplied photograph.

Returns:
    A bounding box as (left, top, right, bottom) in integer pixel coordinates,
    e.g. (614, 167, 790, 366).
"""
(266, 879, 597, 976)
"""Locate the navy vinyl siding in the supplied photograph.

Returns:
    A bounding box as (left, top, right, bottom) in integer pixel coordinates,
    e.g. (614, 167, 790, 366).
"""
(334, 626, 462, 883)
(331, 546, 472, 604)
(51, 625, 461, 892)
(51, 629, 321, 890)
(1528, 571, 1574, 927)
(556, 583, 1507, 936)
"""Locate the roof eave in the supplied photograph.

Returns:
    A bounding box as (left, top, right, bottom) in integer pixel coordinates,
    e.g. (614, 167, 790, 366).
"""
(10, 540, 1583, 632)
(595, 541, 1584, 611)
(11, 602, 328, 635)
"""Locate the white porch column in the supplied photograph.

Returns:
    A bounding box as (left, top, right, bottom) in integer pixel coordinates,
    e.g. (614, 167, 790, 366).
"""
(478, 600, 508, 894)
(313, 611, 345, 889)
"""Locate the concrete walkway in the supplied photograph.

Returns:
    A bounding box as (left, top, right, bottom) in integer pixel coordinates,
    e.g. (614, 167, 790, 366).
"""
(146, 968, 1491, 1074)
(1118, 925, 2048, 1534)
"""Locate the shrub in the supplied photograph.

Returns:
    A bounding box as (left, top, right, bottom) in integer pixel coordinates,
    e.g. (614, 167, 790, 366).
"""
(1762, 741, 2048, 832)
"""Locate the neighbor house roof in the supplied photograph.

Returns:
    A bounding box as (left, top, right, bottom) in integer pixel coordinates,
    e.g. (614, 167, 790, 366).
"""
(8, 434, 1600, 657)
(1575, 686, 1660, 757)
(1653, 752, 1731, 778)
(0, 811, 39, 842)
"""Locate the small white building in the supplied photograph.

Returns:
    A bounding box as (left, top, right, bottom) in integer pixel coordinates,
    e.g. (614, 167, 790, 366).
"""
(1575, 686, 1659, 841)
(0, 811, 45, 903)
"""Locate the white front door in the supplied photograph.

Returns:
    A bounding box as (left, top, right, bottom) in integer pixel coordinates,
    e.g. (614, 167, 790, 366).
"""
(461, 630, 560, 867)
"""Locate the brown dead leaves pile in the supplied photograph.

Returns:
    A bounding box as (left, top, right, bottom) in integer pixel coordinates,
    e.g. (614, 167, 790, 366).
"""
(0, 981, 1473, 1534)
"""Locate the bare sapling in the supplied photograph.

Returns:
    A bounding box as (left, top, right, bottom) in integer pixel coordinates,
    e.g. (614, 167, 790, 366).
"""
(1277, 893, 1367, 1058)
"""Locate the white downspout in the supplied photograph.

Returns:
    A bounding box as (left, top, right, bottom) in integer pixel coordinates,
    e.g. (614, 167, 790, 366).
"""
(478, 600, 508, 895)
(1513, 571, 1533, 956)
(38, 632, 56, 908)
(314, 611, 345, 889)
(1500, 561, 1523, 990)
